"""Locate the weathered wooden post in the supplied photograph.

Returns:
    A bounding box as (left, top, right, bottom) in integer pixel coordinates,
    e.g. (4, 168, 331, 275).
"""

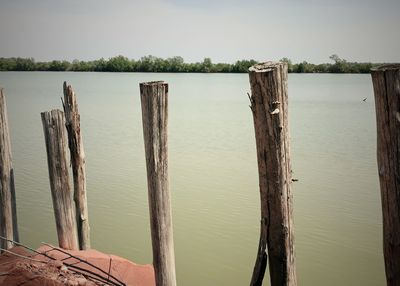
(0, 88, 19, 251)
(41, 109, 78, 250)
(62, 82, 90, 250)
(371, 64, 400, 286)
(140, 81, 177, 286)
(248, 62, 297, 286)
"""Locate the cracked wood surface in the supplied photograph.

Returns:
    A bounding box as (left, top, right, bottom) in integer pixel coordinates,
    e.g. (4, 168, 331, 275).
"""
(63, 82, 90, 250)
(41, 109, 78, 250)
(248, 62, 297, 286)
(371, 64, 400, 286)
(0, 88, 19, 251)
(140, 81, 176, 286)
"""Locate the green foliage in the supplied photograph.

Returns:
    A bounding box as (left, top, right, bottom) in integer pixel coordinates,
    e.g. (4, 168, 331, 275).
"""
(48, 60, 70, 71)
(280, 57, 293, 72)
(286, 55, 379, 74)
(232, 60, 258, 73)
(106, 56, 132, 72)
(0, 55, 380, 73)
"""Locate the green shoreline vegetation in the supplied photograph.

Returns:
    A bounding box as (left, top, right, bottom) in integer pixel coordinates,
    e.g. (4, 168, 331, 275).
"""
(0, 54, 379, 73)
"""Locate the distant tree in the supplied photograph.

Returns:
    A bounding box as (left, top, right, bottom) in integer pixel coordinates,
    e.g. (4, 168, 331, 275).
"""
(329, 54, 342, 64)
(0, 58, 17, 71)
(280, 57, 293, 72)
(48, 60, 70, 71)
(166, 56, 184, 72)
(36, 61, 50, 71)
(296, 62, 305, 73)
(214, 62, 232, 73)
(93, 58, 107, 71)
(138, 55, 158, 72)
(15, 58, 35, 71)
(232, 59, 257, 73)
(71, 59, 96, 71)
(106, 55, 132, 72)
(314, 63, 329, 73)
(329, 54, 348, 73)
(201, 58, 212, 73)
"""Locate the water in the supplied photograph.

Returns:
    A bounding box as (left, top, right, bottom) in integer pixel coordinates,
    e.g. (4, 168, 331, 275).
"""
(0, 72, 384, 285)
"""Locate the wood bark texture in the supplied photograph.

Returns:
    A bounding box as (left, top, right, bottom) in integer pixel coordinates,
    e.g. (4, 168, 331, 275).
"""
(41, 109, 78, 250)
(62, 82, 90, 250)
(140, 81, 177, 286)
(371, 64, 400, 286)
(0, 88, 19, 251)
(248, 62, 297, 286)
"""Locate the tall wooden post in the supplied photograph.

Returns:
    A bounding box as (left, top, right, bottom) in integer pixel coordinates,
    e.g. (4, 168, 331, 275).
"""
(62, 82, 90, 250)
(371, 64, 400, 286)
(140, 81, 177, 286)
(41, 109, 78, 250)
(0, 88, 19, 251)
(248, 62, 297, 286)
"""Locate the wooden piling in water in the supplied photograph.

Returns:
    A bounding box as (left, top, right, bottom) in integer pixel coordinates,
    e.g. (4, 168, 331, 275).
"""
(41, 109, 78, 250)
(0, 88, 19, 251)
(248, 62, 297, 286)
(62, 82, 90, 250)
(371, 64, 400, 286)
(140, 81, 177, 286)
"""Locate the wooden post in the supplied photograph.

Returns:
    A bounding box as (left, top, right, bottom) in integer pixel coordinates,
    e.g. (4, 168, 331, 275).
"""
(0, 88, 19, 251)
(371, 64, 400, 286)
(140, 81, 177, 286)
(62, 82, 90, 250)
(41, 109, 78, 250)
(248, 62, 297, 286)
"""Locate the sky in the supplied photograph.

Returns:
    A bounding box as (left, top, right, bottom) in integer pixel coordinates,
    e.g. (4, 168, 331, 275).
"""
(0, 0, 399, 64)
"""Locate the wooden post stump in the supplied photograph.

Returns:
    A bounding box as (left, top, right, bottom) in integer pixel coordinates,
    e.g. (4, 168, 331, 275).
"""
(41, 109, 78, 250)
(0, 88, 19, 251)
(63, 82, 90, 250)
(140, 81, 177, 286)
(248, 62, 297, 286)
(371, 64, 400, 286)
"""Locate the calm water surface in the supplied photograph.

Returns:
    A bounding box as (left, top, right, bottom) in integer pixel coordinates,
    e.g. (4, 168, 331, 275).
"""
(0, 72, 384, 285)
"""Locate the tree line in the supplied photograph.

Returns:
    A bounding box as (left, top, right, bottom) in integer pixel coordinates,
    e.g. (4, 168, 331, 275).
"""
(0, 55, 380, 73)
(281, 55, 377, 73)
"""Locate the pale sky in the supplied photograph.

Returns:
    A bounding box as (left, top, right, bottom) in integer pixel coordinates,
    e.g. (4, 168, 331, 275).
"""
(0, 0, 399, 63)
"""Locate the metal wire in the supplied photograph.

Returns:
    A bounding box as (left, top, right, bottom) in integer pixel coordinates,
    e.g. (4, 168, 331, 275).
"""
(0, 247, 49, 264)
(0, 236, 127, 286)
(42, 243, 126, 286)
